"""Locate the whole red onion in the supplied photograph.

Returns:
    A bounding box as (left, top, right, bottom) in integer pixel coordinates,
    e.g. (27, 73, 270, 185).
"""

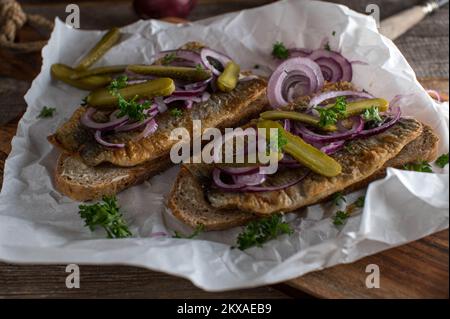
(133, 0, 197, 19)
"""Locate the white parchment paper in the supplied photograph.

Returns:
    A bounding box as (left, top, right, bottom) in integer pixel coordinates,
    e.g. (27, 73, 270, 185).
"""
(0, 0, 448, 291)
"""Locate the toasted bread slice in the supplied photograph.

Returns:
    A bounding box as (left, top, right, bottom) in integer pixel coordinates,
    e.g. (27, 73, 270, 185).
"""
(168, 125, 439, 230)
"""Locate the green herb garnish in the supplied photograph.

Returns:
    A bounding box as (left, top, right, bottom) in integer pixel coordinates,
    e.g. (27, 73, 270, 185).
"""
(403, 161, 433, 173)
(117, 94, 151, 122)
(173, 224, 204, 239)
(331, 192, 346, 206)
(354, 196, 365, 208)
(78, 196, 132, 239)
(162, 53, 176, 65)
(108, 75, 128, 95)
(332, 31, 336, 36)
(324, 42, 331, 51)
(272, 41, 289, 60)
(333, 210, 350, 226)
(268, 128, 288, 154)
(195, 64, 204, 71)
(170, 107, 183, 118)
(317, 96, 347, 127)
(81, 96, 88, 106)
(37, 106, 56, 118)
(362, 106, 382, 123)
(236, 214, 293, 250)
(435, 153, 449, 168)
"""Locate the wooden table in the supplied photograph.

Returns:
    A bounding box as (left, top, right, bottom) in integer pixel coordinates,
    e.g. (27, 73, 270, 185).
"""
(0, 0, 448, 299)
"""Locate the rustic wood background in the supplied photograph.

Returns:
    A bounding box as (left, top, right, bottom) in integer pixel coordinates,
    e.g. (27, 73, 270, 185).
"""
(0, 0, 448, 298)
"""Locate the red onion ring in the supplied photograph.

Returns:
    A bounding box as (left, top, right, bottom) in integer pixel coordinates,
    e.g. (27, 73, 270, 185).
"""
(212, 168, 246, 190)
(307, 49, 352, 82)
(232, 172, 267, 186)
(315, 58, 343, 82)
(357, 107, 401, 137)
(427, 89, 442, 102)
(309, 90, 373, 108)
(115, 115, 156, 132)
(94, 130, 125, 148)
(319, 140, 345, 154)
(154, 49, 203, 66)
(81, 108, 129, 131)
(200, 48, 232, 76)
(268, 57, 324, 108)
(134, 119, 158, 141)
(296, 116, 364, 143)
(241, 171, 309, 192)
(164, 95, 202, 104)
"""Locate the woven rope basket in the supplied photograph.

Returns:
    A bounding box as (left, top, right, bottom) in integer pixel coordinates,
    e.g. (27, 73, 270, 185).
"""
(0, 0, 54, 53)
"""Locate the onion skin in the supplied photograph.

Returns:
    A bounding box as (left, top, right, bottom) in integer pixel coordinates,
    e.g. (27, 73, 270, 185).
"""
(133, 0, 197, 19)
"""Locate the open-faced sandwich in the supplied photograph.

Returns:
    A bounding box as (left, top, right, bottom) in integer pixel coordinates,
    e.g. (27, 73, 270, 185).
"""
(168, 46, 440, 231)
(47, 28, 267, 201)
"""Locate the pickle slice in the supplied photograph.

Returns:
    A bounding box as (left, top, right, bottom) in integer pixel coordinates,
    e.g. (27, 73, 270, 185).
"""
(257, 120, 342, 177)
(217, 61, 240, 93)
(86, 78, 175, 109)
(260, 110, 337, 132)
(344, 98, 389, 116)
(75, 27, 121, 70)
(127, 65, 212, 82)
(51, 63, 112, 90)
(70, 65, 128, 80)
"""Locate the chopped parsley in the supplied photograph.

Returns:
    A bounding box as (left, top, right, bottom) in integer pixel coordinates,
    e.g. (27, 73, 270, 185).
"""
(317, 96, 347, 127)
(81, 96, 88, 106)
(117, 94, 151, 122)
(236, 214, 293, 250)
(435, 153, 449, 168)
(324, 42, 331, 51)
(331, 192, 346, 206)
(108, 75, 128, 95)
(37, 106, 56, 118)
(362, 106, 383, 124)
(78, 196, 132, 239)
(333, 210, 350, 226)
(162, 53, 176, 65)
(332, 30, 336, 36)
(195, 63, 204, 71)
(169, 107, 183, 118)
(403, 161, 433, 173)
(173, 224, 204, 239)
(272, 41, 289, 60)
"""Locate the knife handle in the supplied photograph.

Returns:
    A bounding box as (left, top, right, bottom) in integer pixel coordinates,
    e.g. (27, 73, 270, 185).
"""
(379, 5, 428, 40)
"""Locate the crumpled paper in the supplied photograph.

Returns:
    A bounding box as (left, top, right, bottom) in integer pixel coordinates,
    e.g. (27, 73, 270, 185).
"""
(0, 0, 448, 291)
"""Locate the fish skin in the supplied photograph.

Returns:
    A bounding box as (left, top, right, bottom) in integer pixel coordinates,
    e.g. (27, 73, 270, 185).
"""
(206, 118, 423, 215)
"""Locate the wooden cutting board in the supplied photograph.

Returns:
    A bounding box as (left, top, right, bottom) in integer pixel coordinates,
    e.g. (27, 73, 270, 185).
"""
(0, 78, 448, 299)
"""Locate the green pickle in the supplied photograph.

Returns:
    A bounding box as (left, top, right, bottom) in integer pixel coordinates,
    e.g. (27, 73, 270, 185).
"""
(127, 65, 212, 82)
(260, 110, 337, 132)
(344, 98, 389, 116)
(51, 63, 112, 90)
(257, 120, 342, 177)
(70, 65, 127, 80)
(75, 27, 121, 70)
(217, 61, 240, 92)
(86, 78, 175, 109)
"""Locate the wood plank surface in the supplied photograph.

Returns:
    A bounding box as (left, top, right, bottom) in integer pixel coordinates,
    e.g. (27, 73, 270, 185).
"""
(0, 0, 448, 299)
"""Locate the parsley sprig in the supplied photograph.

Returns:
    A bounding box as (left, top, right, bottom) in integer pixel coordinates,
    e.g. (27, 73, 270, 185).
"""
(403, 161, 433, 173)
(173, 224, 204, 239)
(362, 106, 382, 124)
(37, 106, 56, 119)
(268, 128, 288, 154)
(317, 96, 347, 127)
(170, 107, 183, 118)
(236, 214, 293, 250)
(435, 153, 449, 168)
(117, 95, 151, 122)
(162, 53, 176, 65)
(108, 75, 128, 95)
(78, 196, 132, 239)
(272, 41, 289, 60)
(332, 196, 365, 226)
(331, 192, 346, 206)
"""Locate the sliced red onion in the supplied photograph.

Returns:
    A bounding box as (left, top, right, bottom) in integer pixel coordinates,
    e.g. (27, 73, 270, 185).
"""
(81, 108, 129, 131)
(241, 171, 309, 192)
(134, 119, 158, 141)
(184, 78, 212, 90)
(154, 49, 203, 66)
(315, 58, 343, 82)
(232, 172, 267, 186)
(296, 116, 364, 143)
(115, 116, 155, 132)
(307, 49, 352, 82)
(173, 85, 208, 96)
(427, 89, 442, 102)
(201, 91, 211, 102)
(288, 48, 313, 57)
(268, 57, 324, 108)
(220, 166, 260, 176)
(94, 130, 125, 148)
(309, 90, 373, 108)
(357, 107, 401, 137)
(320, 140, 345, 154)
(164, 95, 202, 104)
(212, 168, 246, 190)
(155, 96, 168, 113)
(284, 119, 291, 132)
(200, 48, 231, 76)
